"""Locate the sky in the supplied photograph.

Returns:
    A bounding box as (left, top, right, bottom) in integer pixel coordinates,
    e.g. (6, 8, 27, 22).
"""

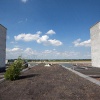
(0, 0, 100, 59)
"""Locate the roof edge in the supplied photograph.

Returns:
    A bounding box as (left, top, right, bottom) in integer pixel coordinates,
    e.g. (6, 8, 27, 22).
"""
(0, 24, 7, 30)
(90, 21, 100, 29)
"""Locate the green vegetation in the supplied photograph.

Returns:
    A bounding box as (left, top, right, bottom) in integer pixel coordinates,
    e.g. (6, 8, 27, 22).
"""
(26, 59, 91, 62)
(7, 59, 91, 63)
(4, 57, 23, 81)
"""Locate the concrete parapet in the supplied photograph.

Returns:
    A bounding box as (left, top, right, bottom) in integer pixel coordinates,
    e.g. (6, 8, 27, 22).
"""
(90, 22, 100, 67)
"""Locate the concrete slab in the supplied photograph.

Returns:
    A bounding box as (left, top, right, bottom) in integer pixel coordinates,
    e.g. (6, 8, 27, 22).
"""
(62, 65, 100, 86)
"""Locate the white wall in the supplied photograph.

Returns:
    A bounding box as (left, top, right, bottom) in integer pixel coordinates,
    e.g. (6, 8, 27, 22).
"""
(0, 25, 6, 68)
(90, 22, 100, 67)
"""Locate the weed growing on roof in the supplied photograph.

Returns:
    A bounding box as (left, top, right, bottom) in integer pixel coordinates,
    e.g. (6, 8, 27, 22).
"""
(4, 57, 23, 81)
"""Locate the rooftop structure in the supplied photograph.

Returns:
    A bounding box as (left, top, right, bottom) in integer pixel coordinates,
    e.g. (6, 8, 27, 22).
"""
(0, 24, 7, 71)
(90, 22, 100, 67)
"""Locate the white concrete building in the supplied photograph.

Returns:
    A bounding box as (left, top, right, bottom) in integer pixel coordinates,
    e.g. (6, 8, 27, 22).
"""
(90, 22, 100, 67)
(0, 24, 7, 70)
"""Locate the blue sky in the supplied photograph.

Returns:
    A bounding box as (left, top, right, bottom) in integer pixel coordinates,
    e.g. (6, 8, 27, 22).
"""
(0, 0, 100, 59)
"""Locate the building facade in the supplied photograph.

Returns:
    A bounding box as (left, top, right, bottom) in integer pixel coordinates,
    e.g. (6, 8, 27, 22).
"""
(90, 22, 100, 67)
(0, 24, 7, 70)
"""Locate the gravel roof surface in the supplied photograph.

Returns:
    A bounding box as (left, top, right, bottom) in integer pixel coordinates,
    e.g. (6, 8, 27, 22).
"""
(74, 63, 100, 75)
(0, 64, 100, 100)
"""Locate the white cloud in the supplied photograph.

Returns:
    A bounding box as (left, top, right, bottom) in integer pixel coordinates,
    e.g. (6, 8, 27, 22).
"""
(37, 36, 62, 46)
(46, 30, 56, 35)
(21, 0, 28, 3)
(6, 47, 91, 59)
(36, 31, 42, 34)
(6, 48, 23, 52)
(48, 39, 62, 46)
(6, 48, 23, 59)
(43, 50, 52, 54)
(24, 48, 36, 55)
(73, 39, 91, 47)
(6, 47, 38, 59)
(12, 48, 23, 52)
(37, 35, 49, 44)
(14, 33, 40, 42)
(14, 31, 62, 46)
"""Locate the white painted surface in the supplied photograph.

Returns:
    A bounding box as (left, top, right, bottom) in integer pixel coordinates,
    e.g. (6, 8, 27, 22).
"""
(90, 22, 100, 67)
(0, 24, 6, 68)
